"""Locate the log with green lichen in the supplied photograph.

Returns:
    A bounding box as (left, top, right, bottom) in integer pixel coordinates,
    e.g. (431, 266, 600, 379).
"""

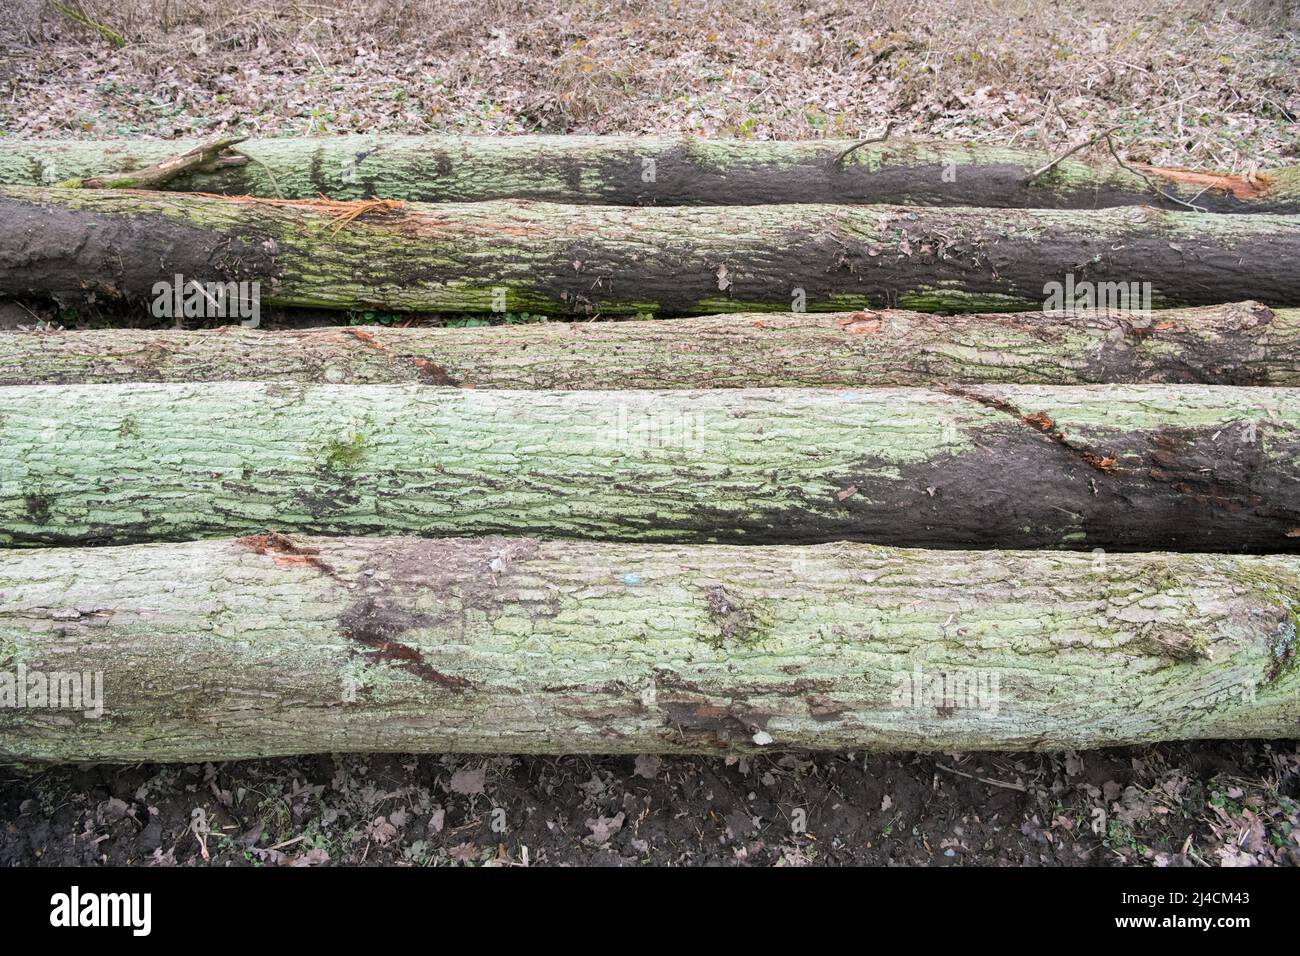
(3, 382, 1298, 550)
(2, 135, 1298, 212)
(4, 187, 1300, 316)
(0, 535, 1296, 763)
(2, 303, 1297, 387)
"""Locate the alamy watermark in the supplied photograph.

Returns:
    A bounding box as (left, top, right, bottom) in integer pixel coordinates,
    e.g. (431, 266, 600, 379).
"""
(0, 664, 104, 718)
(606, 403, 704, 452)
(151, 274, 261, 327)
(1043, 272, 1151, 317)
(50, 886, 150, 936)
(892, 664, 1001, 717)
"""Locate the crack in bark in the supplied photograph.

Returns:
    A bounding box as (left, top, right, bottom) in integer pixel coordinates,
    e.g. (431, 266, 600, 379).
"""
(944, 386, 1117, 472)
(338, 594, 472, 692)
(236, 533, 472, 691)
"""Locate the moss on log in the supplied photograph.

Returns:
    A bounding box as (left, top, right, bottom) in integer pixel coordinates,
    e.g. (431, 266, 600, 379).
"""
(0, 535, 1296, 762)
(5, 187, 1300, 315)
(1, 303, 1296, 387)
(2, 383, 1297, 550)
(2, 135, 1297, 212)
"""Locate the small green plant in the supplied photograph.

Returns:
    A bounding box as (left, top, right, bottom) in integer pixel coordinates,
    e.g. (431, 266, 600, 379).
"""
(404, 839, 431, 865)
(347, 310, 402, 326)
(323, 431, 369, 471)
(1104, 820, 1140, 852)
(1209, 790, 1243, 817)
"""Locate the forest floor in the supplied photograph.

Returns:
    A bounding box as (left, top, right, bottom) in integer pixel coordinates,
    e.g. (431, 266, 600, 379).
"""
(1, 0, 1298, 866)
(3, 745, 1299, 866)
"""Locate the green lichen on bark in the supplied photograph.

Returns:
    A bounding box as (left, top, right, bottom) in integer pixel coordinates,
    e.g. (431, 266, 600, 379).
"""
(0, 304, 1294, 387)
(0, 537, 1296, 763)
(0, 382, 1296, 550)
(5, 187, 1300, 316)
(0, 136, 1295, 211)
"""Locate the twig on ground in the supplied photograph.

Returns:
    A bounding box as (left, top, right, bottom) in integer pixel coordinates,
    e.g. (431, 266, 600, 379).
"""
(229, 148, 286, 198)
(937, 763, 1028, 792)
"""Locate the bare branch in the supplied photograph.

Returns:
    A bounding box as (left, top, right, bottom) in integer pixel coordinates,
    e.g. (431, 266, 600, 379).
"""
(1103, 133, 1208, 213)
(830, 122, 895, 168)
(56, 135, 249, 190)
(1026, 126, 1117, 183)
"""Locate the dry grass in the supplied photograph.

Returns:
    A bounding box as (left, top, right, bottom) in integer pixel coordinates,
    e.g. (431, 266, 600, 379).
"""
(1, 0, 1297, 170)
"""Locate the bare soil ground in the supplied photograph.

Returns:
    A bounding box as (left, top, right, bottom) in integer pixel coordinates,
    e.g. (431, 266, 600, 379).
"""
(3, 745, 1299, 867)
(1, 0, 1298, 867)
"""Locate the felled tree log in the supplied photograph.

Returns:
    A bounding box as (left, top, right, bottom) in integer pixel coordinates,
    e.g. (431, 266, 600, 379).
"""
(1, 303, 1296, 387)
(2, 135, 1297, 212)
(4, 187, 1300, 315)
(1, 536, 1296, 763)
(2, 383, 1297, 550)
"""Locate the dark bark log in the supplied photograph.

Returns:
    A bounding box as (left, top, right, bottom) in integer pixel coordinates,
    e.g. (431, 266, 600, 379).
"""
(4, 187, 1300, 316)
(2, 136, 1297, 211)
(1, 383, 1297, 551)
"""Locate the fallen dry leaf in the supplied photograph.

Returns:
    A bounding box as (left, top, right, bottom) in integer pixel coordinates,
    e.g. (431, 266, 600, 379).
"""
(586, 812, 626, 843)
(448, 767, 487, 796)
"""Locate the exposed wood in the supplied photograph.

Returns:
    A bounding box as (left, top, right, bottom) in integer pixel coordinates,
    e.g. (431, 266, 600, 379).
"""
(4, 187, 1300, 315)
(2, 135, 1297, 211)
(1, 303, 1296, 387)
(2, 383, 1297, 551)
(1, 535, 1295, 762)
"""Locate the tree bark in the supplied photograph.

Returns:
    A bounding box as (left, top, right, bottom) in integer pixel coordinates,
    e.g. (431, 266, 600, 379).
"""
(2, 135, 1297, 212)
(2, 383, 1297, 551)
(1, 535, 1296, 763)
(5, 187, 1300, 316)
(1, 303, 1296, 387)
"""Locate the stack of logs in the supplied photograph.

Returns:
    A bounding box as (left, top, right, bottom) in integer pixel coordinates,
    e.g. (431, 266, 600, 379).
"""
(0, 135, 1297, 762)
